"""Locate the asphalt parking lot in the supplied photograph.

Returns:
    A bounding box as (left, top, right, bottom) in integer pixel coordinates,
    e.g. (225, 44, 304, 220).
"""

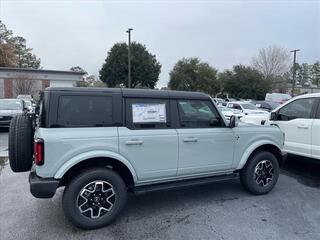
(0, 129, 319, 240)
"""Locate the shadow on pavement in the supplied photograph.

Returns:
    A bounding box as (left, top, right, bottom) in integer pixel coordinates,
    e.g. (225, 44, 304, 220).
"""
(0, 157, 8, 174)
(281, 154, 320, 188)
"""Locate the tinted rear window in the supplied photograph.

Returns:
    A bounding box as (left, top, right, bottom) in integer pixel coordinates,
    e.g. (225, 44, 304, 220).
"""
(57, 95, 112, 127)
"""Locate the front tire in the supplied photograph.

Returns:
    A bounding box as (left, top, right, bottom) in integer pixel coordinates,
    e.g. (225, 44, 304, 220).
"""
(240, 151, 279, 195)
(62, 168, 127, 230)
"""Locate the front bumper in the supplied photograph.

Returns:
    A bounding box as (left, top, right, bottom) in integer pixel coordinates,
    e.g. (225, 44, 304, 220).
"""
(29, 171, 59, 198)
(281, 151, 288, 166)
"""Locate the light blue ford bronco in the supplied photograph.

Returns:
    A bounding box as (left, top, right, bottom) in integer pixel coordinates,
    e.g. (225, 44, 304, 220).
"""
(9, 87, 284, 229)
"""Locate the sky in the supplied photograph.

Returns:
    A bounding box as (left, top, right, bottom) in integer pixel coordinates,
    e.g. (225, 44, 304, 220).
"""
(0, 0, 319, 87)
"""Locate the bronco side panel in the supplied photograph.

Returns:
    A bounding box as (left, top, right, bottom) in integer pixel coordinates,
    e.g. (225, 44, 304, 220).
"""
(232, 125, 283, 169)
(35, 127, 119, 178)
(118, 127, 179, 181)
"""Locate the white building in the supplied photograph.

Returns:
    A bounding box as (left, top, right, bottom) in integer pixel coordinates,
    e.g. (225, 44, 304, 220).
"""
(0, 67, 85, 99)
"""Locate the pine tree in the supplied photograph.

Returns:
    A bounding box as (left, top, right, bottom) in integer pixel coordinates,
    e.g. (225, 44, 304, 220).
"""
(311, 61, 320, 87)
(0, 20, 40, 68)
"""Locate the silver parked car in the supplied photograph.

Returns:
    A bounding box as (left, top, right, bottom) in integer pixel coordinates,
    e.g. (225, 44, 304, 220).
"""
(0, 99, 25, 128)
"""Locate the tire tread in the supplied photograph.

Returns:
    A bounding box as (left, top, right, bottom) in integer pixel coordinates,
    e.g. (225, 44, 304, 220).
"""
(62, 167, 127, 230)
(9, 115, 34, 172)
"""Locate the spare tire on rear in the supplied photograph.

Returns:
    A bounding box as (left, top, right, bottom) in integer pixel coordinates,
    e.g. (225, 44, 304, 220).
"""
(9, 114, 34, 172)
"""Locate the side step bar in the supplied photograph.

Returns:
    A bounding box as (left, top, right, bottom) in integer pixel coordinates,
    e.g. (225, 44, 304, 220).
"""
(133, 173, 239, 194)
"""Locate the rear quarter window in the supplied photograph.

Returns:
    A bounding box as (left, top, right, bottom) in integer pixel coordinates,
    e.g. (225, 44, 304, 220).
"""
(56, 95, 112, 127)
(125, 98, 171, 129)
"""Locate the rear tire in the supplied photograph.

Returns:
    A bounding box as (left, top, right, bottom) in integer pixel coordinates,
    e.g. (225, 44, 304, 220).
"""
(240, 151, 279, 195)
(8, 114, 34, 172)
(62, 168, 127, 230)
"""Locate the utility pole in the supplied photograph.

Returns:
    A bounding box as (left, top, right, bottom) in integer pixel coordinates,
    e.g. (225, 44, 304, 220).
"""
(126, 28, 133, 88)
(18, 48, 21, 68)
(290, 49, 300, 97)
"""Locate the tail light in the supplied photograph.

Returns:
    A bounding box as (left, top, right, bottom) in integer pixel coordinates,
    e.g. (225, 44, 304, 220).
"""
(34, 138, 44, 165)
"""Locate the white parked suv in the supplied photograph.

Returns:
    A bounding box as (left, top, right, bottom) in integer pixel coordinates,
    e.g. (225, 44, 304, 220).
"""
(227, 101, 268, 115)
(270, 93, 320, 160)
(218, 106, 244, 120)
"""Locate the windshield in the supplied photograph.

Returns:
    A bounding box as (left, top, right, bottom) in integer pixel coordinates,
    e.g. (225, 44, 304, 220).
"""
(219, 106, 230, 111)
(0, 99, 23, 110)
(241, 103, 258, 110)
(266, 101, 280, 109)
(24, 100, 32, 107)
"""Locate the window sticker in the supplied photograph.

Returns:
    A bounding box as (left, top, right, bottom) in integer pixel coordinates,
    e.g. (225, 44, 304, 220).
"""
(132, 103, 166, 123)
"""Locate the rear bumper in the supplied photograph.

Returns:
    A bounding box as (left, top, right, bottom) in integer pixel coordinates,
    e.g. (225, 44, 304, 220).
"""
(0, 120, 11, 127)
(29, 171, 59, 198)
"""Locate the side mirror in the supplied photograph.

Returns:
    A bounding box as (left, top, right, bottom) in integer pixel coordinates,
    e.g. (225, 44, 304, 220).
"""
(229, 115, 238, 128)
(209, 118, 220, 127)
(270, 112, 277, 121)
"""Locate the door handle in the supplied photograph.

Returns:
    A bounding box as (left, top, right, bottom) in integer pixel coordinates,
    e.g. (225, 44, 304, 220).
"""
(125, 139, 143, 145)
(183, 137, 198, 143)
(297, 125, 309, 129)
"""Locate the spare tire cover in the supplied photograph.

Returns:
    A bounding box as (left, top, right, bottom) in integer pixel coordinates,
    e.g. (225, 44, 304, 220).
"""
(9, 115, 34, 172)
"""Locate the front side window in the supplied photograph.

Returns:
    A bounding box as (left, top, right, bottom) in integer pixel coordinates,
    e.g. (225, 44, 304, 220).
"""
(228, 103, 242, 111)
(241, 103, 257, 110)
(316, 102, 320, 119)
(177, 100, 222, 128)
(57, 95, 112, 127)
(277, 98, 317, 121)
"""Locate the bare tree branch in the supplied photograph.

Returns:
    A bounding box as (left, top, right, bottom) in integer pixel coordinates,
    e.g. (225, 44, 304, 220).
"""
(251, 45, 291, 80)
(13, 74, 36, 96)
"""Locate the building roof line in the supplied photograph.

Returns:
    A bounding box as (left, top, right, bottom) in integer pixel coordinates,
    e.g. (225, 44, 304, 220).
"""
(0, 67, 85, 76)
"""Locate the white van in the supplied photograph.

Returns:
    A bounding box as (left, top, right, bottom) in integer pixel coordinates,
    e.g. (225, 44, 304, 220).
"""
(265, 93, 291, 104)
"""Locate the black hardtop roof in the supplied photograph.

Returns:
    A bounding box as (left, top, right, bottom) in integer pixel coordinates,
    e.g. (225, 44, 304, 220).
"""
(45, 87, 210, 100)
